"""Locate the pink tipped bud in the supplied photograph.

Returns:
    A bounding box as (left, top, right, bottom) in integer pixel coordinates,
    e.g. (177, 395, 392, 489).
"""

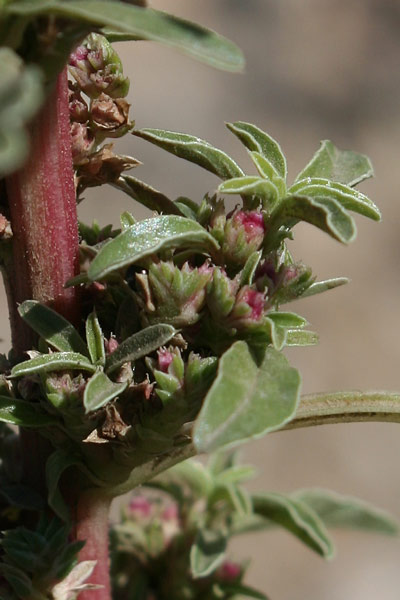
(129, 496, 152, 518)
(69, 45, 89, 68)
(157, 348, 174, 373)
(217, 561, 242, 582)
(228, 285, 266, 330)
(106, 337, 119, 355)
(238, 287, 265, 321)
(234, 210, 265, 239)
(223, 210, 266, 270)
(162, 504, 179, 522)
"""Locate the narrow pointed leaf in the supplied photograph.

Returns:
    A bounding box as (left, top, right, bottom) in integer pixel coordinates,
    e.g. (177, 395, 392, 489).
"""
(288, 180, 380, 221)
(227, 121, 287, 179)
(46, 450, 83, 521)
(252, 493, 334, 558)
(294, 140, 373, 186)
(113, 175, 185, 216)
(193, 341, 301, 452)
(120, 211, 136, 229)
(134, 128, 244, 179)
(0, 396, 58, 427)
(240, 250, 262, 286)
(84, 371, 127, 413)
(85, 311, 105, 366)
(218, 176, 279, 207)
(267, 312, 307, 329)
(18, 300, 89, 356)
(169, 460, 214, 498)
(271, 195, 356, 243)
(301, 277, 349, 298)
(285, 329, 319, 346)
(293, 489, 398, 535)
(88, 216, 219, 280)
(11, 353, 96, 377)
(249, 151, 287, 196)
(105, 324, 176, 374)
(190, 528, 227, 578)
(7, 2, 244, 72)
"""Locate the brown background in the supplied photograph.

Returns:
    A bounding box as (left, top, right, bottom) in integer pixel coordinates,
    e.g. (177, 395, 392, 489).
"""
(2, 1, 400, 598)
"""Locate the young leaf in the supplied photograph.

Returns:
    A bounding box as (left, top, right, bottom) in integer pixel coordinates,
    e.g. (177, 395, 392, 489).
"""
(226, 121, 287, 179)
(240, 250, 262, 286)
(249, 151, 287, 196)
(133, 128, 244, 180)
(105, 324, 176, 374)
(287, 180, 380, 221)
(169, 460, 214, 498)
(113, 175, 185, 216)
(19, 300, 89, 356)
(88, 216, 219, 280)
(120, 211, 136, 229)
(11, 353, 96, 377)
(46, 449, 83, 521)
(267, 312, 307, 329)
(190, 528, 227, 578)
(85, 311, 105, 366)
(293, 489, 398, 535)
(214, 464, 257, 486)
(83, 371, 127, 413)
(7, 2, 245, 72)
(193, 341, 301, 452)
(300, 277, 349, 299)
(252, 493, 334, 558)
(270, 195, 356, 244)
(218, 176, 279, 208)
(0, 396, 58, 427)
(285, 329, 319, 346)
(294, 140, 374, 186)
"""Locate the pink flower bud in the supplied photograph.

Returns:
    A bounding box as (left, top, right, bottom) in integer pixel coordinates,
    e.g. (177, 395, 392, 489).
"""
(228, 285, 265, 330)
(234, 210, 265, 240)
(129, 496, 152, 518)
(238, 287, 265, 321)
(162, 504, 179, 522)
(222, 210, 265, 270)
(105, 337, 119, 355)
(217, 561, 242, 581)
(157, 348, 174, 373)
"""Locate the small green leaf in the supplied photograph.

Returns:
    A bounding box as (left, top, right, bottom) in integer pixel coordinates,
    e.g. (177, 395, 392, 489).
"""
(113, 175, 185, 216)
(46, 449, 83, 521)
(85, 311, 105, 366)
(88, 216, 219, 280)
(18, 300, 89, 356)
(190, 528, 227, 578)
(193, 341, 301, 452)
(169, 460, 214, 498)
(301, 277, 349, 298)
(7, 2, 245, 72)
(83, 371, 127, 413)
(134, 128, 244, 180)
(271, 195, 356, 244)
(252, 493, 334, 558)
(222, 583, 269, 600)
(294, 140, 374, 187)
(240, 250, 262, 286)
(105, 324, 176, 374)
(293, 489, 398, 535)
(226, 121, 287, 179)
(214, 465, 257, 486)
(285, 329, 319, 346)
(120, 211, 136, 229)
(267, 312, 307, 329)
(218, 176, 279, 208)
(288, 179, 380, 221)
(11, 353, 96, 377)
(249, 151, 287, 197)
(0, 396, 58, 427)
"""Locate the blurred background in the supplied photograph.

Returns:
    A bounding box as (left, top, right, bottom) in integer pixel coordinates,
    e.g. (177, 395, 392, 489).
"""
(3, 0, 400, 597)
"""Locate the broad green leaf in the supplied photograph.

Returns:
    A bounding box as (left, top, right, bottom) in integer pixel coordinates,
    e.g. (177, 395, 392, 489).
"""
(218, 176, 279, 208)
(293, 489, 398, 535)
(222, 583, 269, 600)
(190, 528, 227, 578)
(19, 300, 89, 356)
(85, 311, 105, 366)
(11, 353, 96, 377)
(285, 329, 319, 346)
(7, 2, 245, 72)
(252, 493, 334, 558)
(88, 216, 219, 280)
(134, 128, 244, 180)
(271, 195, 356, 244)
(113, 175, 185, 216)
(105, 324, 176, 374)
(193, 341, 301, 452)
(46, 449, 83, 521)
(288, 179, 380, 221)
(226, 121, 287, 179)
(301, 277, 349, 299)
(83, 370, 127, 413)
(0, 396, 58, 427)
(294, 140, 373, 187)
(240, 250, 262, 286)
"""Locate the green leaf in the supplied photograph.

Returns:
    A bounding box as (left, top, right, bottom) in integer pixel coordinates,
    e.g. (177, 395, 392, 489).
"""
(18, 300, 89, 356)
(193, 341, 301, 452)
(218, 176, 279, 208)
(288, 179, 380, 221)
(46, 449, 83, 521)
(0, 564, 33, 598)
(83, 370, 127, 413)
(240, 251, 262, 286)
(11, 353, 96, 377)
(271, 195, 356, 244)
(285, 329, 319, 346)
(294, 140, 374, 186)
(293, 489, 398, 535)
(85, 311, 105, 366)
(120, 211, 136, 229)
(169, 460, 214, 498)
(105, 324, 176, 374)
(133, 128, 244, 179)
(226, 121, 287, 179)
(267, 312, 307, 329)
(113, 175, 185, 216)
(214, 464, 257, 486)
(7, 2, 244, 72)
(300, 277, 349, 299)
(190, 528, 227, 578)
(222, 583, 269, 600)
(252, 493, 334, 558)
(249, 151, 287, 197)
(88, 215, 219, 280)
(0, 396, 58, 427)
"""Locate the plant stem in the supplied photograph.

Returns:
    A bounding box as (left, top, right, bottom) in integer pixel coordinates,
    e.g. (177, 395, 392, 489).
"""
(282, 391, 400, 431)
(73, 491, 112, 600)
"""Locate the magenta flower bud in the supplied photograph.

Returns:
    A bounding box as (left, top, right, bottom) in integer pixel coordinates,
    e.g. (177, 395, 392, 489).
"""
(234, 210, 265, 239)
(69, 45, 89, 68)
(222, 210, 266, 270)
(162, 504, 179, 522)
(217, 560, 242, 581)
(228, 285, 266, 329)
(105, 337, 119, 355)
(157, 348, 174, 373)
(129, 496, 152, 518)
